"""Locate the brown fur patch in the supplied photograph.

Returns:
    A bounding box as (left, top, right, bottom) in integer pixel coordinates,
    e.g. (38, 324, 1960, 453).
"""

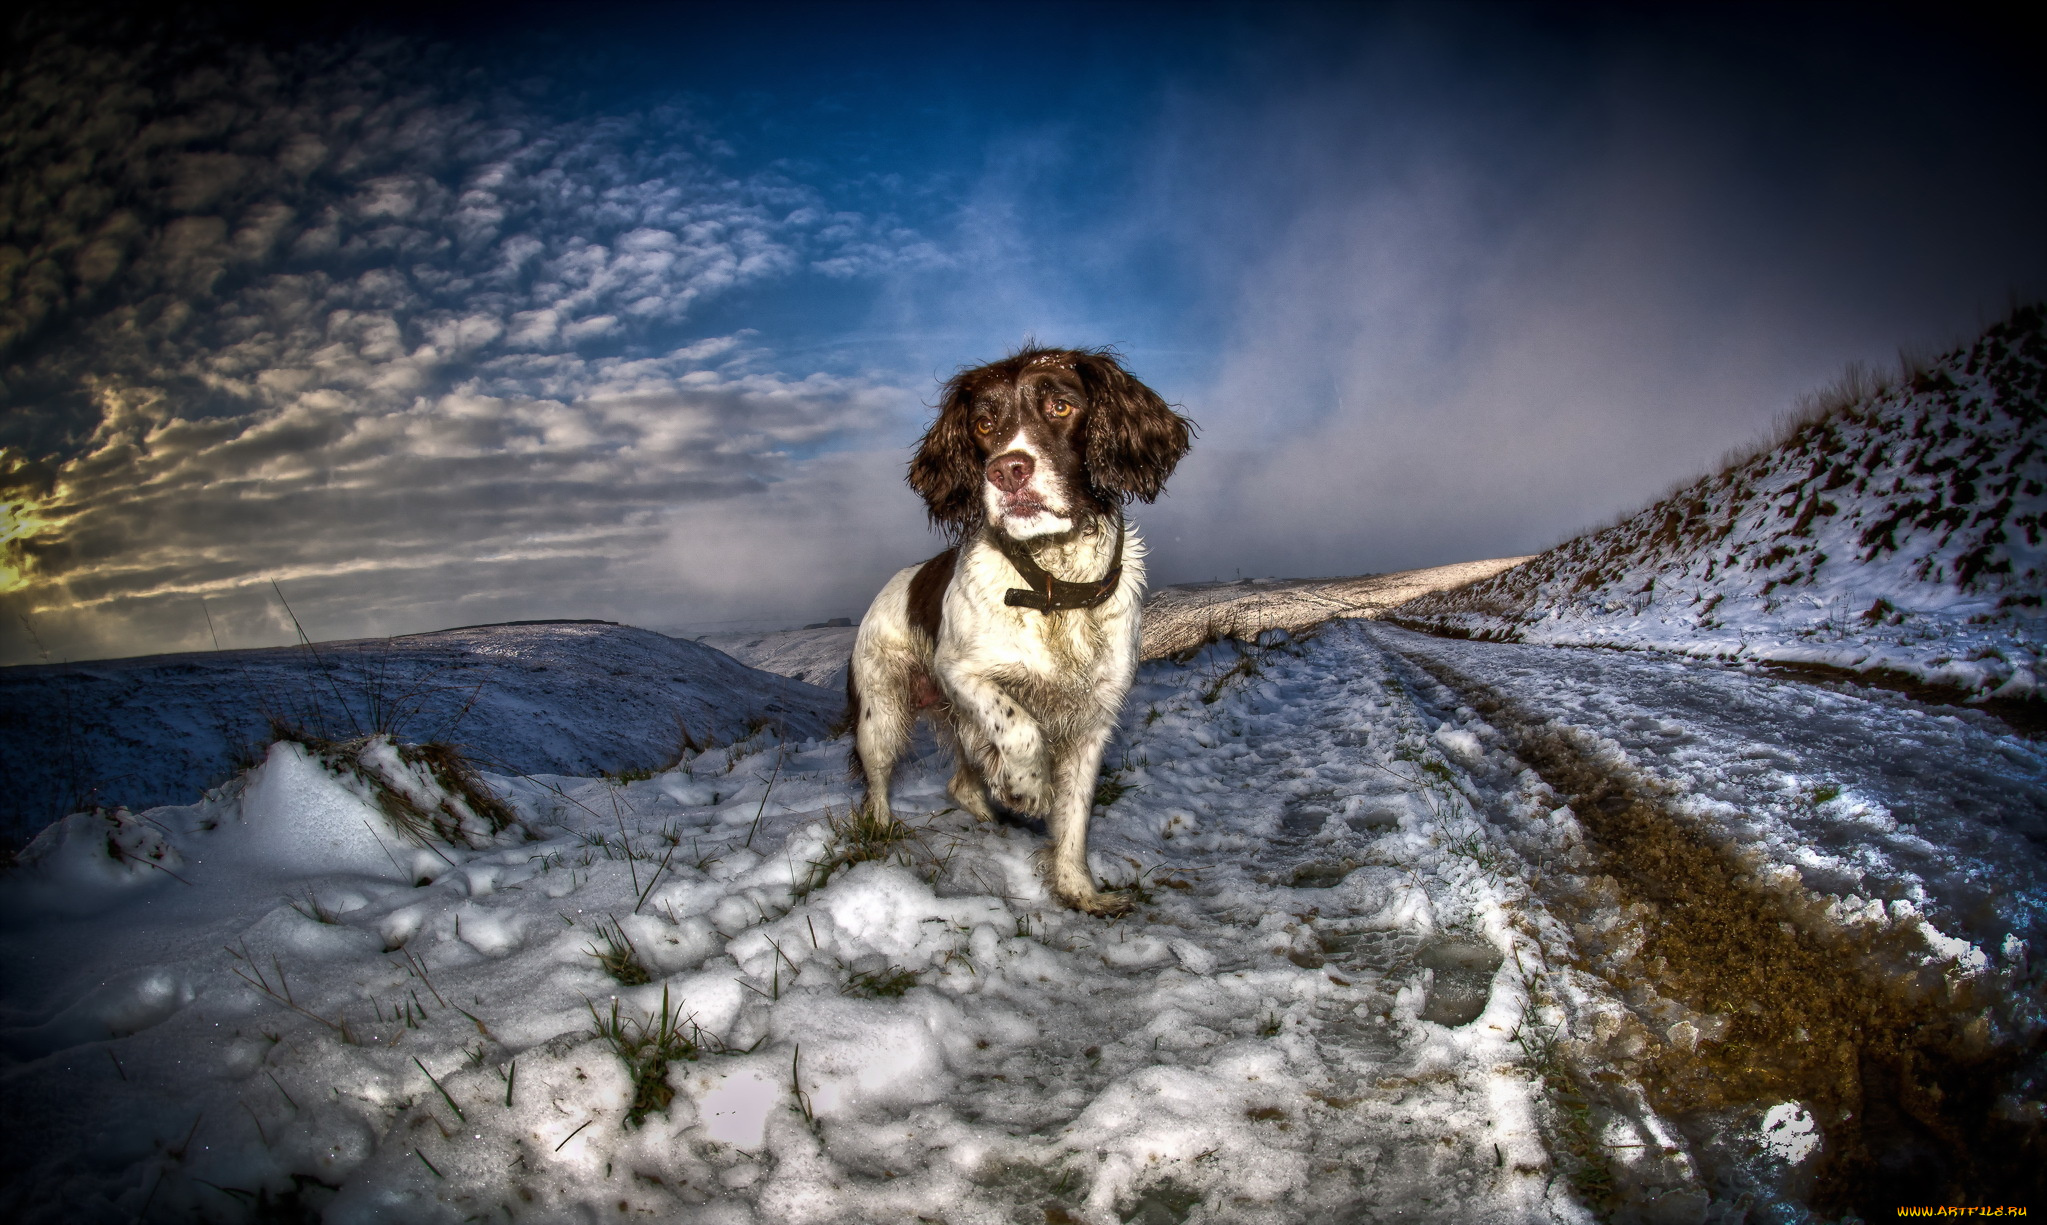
(908, 547, 956, 642)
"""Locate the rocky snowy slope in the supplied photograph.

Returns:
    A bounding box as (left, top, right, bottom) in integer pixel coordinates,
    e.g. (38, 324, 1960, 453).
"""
(3, 620, 2038, 1222)
(0, 621, 839, 846)
(1395, 306, 2047, 698)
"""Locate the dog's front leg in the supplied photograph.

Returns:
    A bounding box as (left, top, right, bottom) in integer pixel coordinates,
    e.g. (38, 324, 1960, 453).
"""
(1045, 720, 1128, 915)
(941, 670, 1052, 816)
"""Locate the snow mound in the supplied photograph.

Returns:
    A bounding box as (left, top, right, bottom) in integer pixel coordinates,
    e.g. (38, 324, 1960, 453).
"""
(9, 734, 527, 908)
(0, 620, 839, 844)
(1395, 305, 2047, 696)
(226, 742, 418, 880)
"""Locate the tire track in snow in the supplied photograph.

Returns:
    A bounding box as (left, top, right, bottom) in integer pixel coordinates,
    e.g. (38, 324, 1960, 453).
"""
(1374, 627, 2045, 1216)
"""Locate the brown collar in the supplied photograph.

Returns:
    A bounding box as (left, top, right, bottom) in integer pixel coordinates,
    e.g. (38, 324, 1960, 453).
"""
(990, 515, 1126, 613)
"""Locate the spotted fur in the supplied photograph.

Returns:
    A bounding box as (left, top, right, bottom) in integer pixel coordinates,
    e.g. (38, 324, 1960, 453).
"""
(848, 347, 1192, 915)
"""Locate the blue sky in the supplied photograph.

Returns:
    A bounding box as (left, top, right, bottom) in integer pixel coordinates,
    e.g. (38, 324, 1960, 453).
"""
(1, 2, 2041, 664)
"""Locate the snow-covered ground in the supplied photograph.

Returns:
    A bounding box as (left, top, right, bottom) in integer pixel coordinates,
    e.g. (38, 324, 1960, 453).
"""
(0, 621, 840, 847)
(0, 558, 1529, 850)
(5, 616, 2035, 1222)
(1380, 626, 2047, 962)
(1396, 306, 2047, 697)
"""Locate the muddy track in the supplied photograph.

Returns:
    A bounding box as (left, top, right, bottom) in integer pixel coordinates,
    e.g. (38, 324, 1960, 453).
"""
(1387, 644, 2046, 1216)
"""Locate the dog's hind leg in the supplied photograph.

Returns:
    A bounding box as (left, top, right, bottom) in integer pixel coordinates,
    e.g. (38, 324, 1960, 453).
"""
(849, 657, 919, 823)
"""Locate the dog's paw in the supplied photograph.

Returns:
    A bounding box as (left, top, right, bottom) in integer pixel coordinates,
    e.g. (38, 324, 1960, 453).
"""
(988, 758, 1052, 817)
(946, 772, 999, 823)
(1063, 887, 1134, 918)
(994, 783, 1050, 817)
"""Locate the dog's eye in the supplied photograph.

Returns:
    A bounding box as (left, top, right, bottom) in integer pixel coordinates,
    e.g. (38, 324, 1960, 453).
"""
(1046, 399, 1074, 418)
(974, 416, 994, 435)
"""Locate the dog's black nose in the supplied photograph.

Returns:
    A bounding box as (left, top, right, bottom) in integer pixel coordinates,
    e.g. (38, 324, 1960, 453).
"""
(986, 451, 1034, 493)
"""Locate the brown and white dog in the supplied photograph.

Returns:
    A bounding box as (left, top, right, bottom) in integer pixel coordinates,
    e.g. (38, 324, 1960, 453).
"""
(847, 346, 1193, 914)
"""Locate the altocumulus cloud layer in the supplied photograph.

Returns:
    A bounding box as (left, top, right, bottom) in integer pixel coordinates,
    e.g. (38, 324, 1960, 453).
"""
(0, 13, 938, 663)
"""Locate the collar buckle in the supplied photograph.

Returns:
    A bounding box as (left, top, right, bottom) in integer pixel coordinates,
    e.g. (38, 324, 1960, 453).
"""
(994, 515, 1126, 613)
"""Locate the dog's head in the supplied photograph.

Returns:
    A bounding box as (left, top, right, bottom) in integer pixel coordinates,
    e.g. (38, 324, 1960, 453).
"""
(907, 346, 1193, 541)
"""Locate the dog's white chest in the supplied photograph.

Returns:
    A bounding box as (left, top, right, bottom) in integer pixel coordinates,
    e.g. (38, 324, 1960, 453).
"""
(940, 537, 1137, 692)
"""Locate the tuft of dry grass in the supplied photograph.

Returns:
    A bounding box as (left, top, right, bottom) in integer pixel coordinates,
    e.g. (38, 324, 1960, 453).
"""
(585, 917, 652, 986)
(285, 889, 341, 925)
(588, 986, 705, 1128)
(1513, 1014, 1618, 1210)
(842, 963, 920, 998)
(1199, 650, 1262, 704)
(283, 731, 516, 848)
(797, 804, 916, 897)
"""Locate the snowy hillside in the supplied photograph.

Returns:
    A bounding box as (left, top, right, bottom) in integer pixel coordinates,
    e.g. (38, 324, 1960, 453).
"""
(702, 557, 1532, 689)
(1139, 557, 1531, 660)
(0, 556, 1521, 850)
(1395, 306, 2047, 697)
(696, 625, 861, 690)
(3, 621, 2039, 1221)
(0, 621, 839, 846)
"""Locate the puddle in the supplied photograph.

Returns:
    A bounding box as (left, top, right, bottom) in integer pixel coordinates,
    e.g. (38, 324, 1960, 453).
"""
(1345, 807, 1402, 832)
(1681, 1102, 1825, 1210)
(1117, 1179, 1202, 1224)
(1416, 937, 1503, 1027)
(1289, 859, 1357, 889)
(1281, 800, 1331, 836)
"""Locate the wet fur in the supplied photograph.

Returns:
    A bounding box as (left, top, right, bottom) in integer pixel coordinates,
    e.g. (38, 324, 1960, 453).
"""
(848, 346, 1192, 914)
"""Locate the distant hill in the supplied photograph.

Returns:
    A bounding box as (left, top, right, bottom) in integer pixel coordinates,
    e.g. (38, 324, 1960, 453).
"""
(1137, 557, 1531, 659)
(1394, 305, 2046, 697)
(0, 621, 839, 843)
(696, 625, 860, 689)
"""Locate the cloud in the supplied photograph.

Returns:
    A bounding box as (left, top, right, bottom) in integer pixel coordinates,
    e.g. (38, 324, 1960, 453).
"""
(0, 15, 940, 663)
(4, 344, 923, 662)
(1106, 12, 2047, 583)
(3, 7, 2039, 665)
(0, 18, 932, 446)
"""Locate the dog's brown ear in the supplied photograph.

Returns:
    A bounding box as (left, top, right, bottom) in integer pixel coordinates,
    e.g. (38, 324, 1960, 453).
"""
(906, 377, 984, 533)
(1076, 351, 1194, 505)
